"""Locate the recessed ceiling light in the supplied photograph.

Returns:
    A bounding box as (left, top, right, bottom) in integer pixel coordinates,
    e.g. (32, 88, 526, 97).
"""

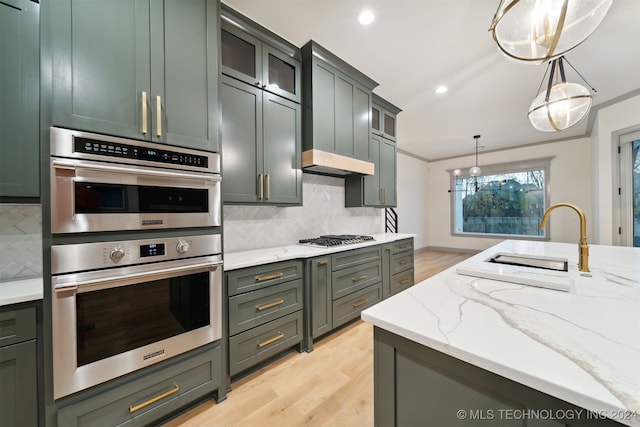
(435, 86, 448, 94)
(358, 10, 375, 25)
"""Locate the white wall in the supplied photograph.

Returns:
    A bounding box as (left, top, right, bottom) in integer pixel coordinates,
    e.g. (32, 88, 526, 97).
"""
(396, 152, 429, 249)
(591, 94, 640, 245)
(425, 138, 592, 252)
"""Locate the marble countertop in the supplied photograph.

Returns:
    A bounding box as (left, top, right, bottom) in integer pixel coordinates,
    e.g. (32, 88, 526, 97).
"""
(0, 277, 43, 306)
(362, 239, 640, 426)
(224, 233, 415, 270)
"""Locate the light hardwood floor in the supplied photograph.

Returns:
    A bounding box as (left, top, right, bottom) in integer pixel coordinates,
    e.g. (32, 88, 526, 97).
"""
(164, 248, 473, 427)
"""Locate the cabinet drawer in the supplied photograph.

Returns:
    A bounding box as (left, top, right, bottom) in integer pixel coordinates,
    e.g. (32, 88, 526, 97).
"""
(332, 260, 382, 300)
(391, 252, 414, 275)
(229, 311, 302, 377)
(332, 283, 382, 329)
(392, 238, 413, 255)
(229, 278, 303, 335)
(58, 345, 221, 427)
(332, 246, 381, 271)
(390, 269, 414, 296)
(226, 260, 303, 296)
(0, 306, 36, 347)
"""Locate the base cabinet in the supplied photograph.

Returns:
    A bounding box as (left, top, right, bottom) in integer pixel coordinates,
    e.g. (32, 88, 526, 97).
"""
(0, 305, 39, 427)
(382, 238, 414, 299)
(226, 260, 304, 376)
(57, 344, 223, 427)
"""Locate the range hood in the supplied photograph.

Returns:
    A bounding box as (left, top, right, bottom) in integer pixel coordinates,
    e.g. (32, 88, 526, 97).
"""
(302, 149, 374, 176)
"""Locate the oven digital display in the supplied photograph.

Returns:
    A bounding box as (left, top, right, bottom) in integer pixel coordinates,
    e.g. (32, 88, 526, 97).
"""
(140, 243, 165, 257)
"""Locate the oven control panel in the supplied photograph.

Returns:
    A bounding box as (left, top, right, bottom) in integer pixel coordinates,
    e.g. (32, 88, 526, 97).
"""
(51, 235, 221, 275)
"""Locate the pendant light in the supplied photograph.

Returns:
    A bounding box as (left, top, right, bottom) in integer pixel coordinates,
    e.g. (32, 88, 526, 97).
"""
(489, 0, 612, 64)
(469, 135, 482, 177)
(528, 56, 594, 132)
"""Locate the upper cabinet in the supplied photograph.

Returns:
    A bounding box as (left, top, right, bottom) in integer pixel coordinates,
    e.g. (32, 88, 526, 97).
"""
(221, 21, 301, 103)
(220, 5, 302, 206)
(372, 100, 398, 142)
(49, 0, 220, 152)
(301, 41, 378, 175)
(0, 0, 40, 198)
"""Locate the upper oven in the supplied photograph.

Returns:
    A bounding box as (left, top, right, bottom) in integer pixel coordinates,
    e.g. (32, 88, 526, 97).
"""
(50, 127, 221, 234)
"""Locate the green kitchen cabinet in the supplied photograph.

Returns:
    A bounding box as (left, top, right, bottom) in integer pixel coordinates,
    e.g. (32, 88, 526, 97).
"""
(307, 256, 332, 339)
(381, 238, 414, 299)
(0, 0, 40, 198)
(301, 41, 378, 163)
(221, 75, 302, 205)
(345, 95, 401, 207)
(0, 304, 39, 427)
(220, 11, 300, 104)
(49, 0, 220, 152)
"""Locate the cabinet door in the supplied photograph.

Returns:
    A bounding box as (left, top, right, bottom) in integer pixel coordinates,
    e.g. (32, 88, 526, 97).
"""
(309, 257, 332, 338)
(153, 0, 219, 151)
(382, 109, 397, 141)
(381, 139, 397, 206)
(262, 92, 302, 205)
(310, 61, 337, 153)
(262, 45, 301, 103)
(334, 74, 355, 157)
(220, 23, 261, 88)
(353, 84, 371, 161)
(0, 340, 38, 427)
(51, 0, 151, 140)
(363, 134, 382, 206)
(221, 77, 263, 203)
(0, 0, 39, 197)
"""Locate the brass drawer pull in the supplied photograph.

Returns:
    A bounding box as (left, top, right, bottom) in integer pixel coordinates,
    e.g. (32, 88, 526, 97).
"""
(255, 272, 284, 282)
(352, 298, 368, 308)
(257, 331, 284, 348)
(399, 244, 411, 249)
(351, 275, 368, 282)
(129, 383, 179, 413)
(317, 260, 328, 266)
(400, 260, 409, 265)
(400, 278, 411, 285)
(385, 246, 392, 251)
(256, 298, 284, 311)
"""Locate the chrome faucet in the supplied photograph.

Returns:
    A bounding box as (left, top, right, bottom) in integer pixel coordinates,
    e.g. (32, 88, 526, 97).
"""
(539, 203, 589, 272)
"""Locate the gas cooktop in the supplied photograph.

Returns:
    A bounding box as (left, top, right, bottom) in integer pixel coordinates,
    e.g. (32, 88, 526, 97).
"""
(298, 234, 375, 247)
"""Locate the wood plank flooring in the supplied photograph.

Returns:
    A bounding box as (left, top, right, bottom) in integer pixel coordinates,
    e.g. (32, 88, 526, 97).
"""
(163, 248, 473, 427)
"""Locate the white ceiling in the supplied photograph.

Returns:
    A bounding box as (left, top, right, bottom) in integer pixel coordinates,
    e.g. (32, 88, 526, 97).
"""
(222, 0, 640, 161)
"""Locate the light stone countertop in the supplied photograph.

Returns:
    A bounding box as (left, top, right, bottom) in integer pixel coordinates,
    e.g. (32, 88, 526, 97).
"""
(223, 233, 415, 270)
(0, 277, 43, 306)
(362, 239, 640, 427)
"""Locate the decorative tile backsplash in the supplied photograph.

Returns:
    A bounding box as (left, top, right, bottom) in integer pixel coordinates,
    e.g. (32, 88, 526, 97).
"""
(0, 204, 43, 281)
(223, 174, 384, 253)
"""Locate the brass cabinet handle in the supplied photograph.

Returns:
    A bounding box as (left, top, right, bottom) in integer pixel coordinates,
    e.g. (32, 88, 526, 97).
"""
(256, 298, 284, 311)
(379, 188, 384, 204)
(351, 275, 367, 282)
(257, 331, 284, 348)
(317, 260, 328, 266)
(383, 188, 387, 204)
(399, 244, 411, 249)
(352, 298, 368, 308)
(265, 174, 270, 200)
(385, 246, 392, 251)
(258, 174, 264, 200)
(141, 91, 148, 135)
(255, 272, 284, 282)
(129, 383, 179, 413)
(400, 278, 411, 285)
(156, 95, 162, 137)
(400, 260, 409, 265)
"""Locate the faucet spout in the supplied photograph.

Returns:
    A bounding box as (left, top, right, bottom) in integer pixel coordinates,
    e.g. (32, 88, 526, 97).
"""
(539, 203, 589, 272)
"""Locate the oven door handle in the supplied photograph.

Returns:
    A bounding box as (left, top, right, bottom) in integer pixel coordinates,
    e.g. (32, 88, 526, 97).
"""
(54, 261, 223, 294)
(51, 159, 222, 183)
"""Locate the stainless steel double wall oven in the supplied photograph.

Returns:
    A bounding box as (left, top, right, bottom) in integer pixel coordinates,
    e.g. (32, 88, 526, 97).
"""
(49, 128, 223, 399)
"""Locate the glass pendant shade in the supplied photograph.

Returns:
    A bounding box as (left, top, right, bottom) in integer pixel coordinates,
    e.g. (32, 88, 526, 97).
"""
(469, 166, 482, 177)
(489, 0, 613, 63)
(528, 82, 591, 131)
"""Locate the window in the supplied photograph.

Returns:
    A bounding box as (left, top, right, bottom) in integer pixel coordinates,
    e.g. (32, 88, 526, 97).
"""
(450, 158, 551, 238)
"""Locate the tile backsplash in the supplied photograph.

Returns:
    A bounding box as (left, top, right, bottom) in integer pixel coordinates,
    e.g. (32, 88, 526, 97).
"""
(0, 204, 43, 281)
(223, 174, 384, 253)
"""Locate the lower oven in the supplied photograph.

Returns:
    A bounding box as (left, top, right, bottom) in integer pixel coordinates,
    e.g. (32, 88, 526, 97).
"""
(50, 127, 221, 234)
(50, 234, 222, 399)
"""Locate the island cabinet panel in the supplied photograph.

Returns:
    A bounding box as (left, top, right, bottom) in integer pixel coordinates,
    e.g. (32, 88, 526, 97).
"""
(0, 0, 39, 197)
(220, 7, 302, 206)
(0, 304, 39, 427)
(374, 327, 623, 427)
(57, 344, 223, 427)
(226, 260, 304, 377)
(50, 0, 220, 152)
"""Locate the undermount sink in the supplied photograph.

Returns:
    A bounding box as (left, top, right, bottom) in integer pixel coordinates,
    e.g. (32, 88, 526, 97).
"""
(487, 253, 568, 272)
(456, 252, 572, 292)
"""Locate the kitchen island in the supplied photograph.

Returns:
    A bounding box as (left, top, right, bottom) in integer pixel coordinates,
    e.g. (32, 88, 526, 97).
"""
(362, 240, 639, 427)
